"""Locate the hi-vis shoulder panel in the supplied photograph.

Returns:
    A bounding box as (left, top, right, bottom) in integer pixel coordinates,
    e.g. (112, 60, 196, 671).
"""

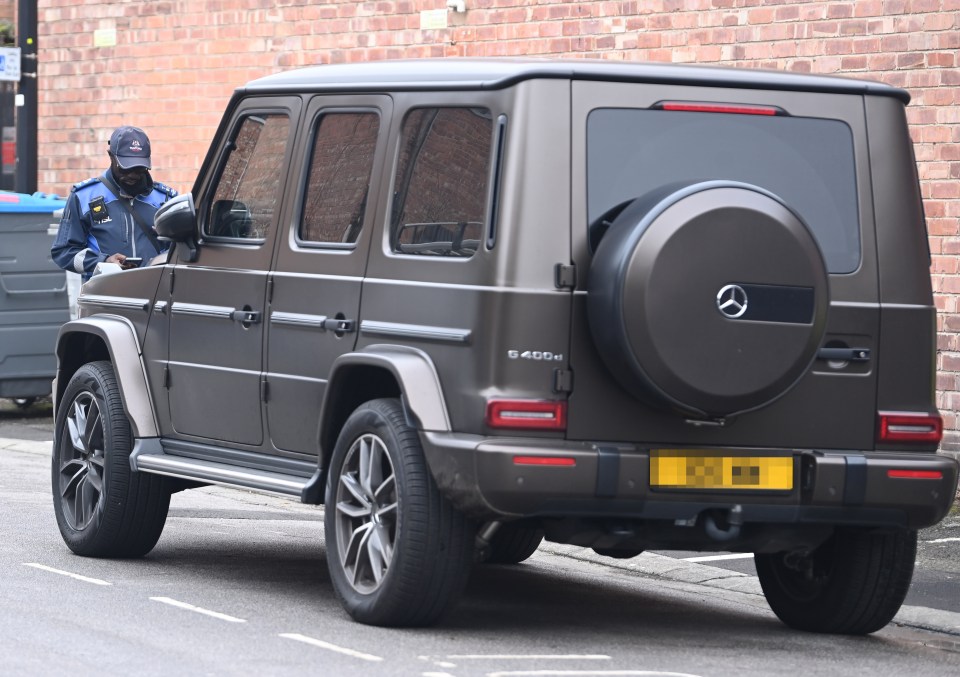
(71, 177, 102, 193)
(154, 182, 178, 198)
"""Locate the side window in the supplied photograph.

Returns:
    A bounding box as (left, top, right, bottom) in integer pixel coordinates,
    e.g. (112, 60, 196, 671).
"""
(391, 107, 492, 258)
(299, 112, 380, 245)
(206, 113, 290, 241)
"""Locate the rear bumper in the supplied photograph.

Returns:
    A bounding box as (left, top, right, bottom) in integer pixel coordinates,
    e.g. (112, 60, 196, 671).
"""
(421, 432, 959, 530)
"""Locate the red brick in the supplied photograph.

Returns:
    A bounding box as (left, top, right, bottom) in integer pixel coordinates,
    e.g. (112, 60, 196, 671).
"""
(941, 352, 960, 372)
(827, 3, 855, 19)
(930, 255, 958, 275)
(927, 52, 956, 67)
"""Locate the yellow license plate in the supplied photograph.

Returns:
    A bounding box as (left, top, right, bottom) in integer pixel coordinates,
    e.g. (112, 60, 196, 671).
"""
(650, 450, 793, 490)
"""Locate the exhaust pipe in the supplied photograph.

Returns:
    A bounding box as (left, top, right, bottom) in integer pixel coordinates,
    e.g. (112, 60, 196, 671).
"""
(703, 505, 743, 542)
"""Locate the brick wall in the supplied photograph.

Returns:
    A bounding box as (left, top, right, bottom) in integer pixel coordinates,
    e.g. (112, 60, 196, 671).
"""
(33, 0, 959, 445)
(0, 2, 13, 34)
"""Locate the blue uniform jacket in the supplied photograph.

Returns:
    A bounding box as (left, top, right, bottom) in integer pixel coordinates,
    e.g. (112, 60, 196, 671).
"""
(51, 170, 177, 278)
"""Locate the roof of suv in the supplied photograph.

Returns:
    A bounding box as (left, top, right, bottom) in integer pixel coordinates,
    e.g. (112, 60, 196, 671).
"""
(244, 57, 910, 103)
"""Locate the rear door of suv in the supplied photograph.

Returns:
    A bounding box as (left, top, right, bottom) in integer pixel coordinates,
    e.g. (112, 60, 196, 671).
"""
(567, 81, 880, 451)
(263, 94, 392, 457)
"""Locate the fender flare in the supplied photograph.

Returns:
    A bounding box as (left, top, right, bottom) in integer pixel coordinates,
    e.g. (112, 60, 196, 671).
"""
(55, 316, 159, 438)
(323, 344, 451, 433)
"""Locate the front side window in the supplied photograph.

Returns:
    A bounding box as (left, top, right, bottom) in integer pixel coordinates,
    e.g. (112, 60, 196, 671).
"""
(299, 112, 380, 245)
(207, 113, 290, 241)
(390, 107, 493, 258)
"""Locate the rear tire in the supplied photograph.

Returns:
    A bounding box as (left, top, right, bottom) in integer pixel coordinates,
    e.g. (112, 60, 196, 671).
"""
(51, 361, 170, 557)
(325, 398, 475, 626)
(755, 528, 916, 634)
(485, 523, 544, 564)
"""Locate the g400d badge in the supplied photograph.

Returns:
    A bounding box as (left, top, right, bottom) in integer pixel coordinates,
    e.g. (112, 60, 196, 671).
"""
(507, 350, 564, 361)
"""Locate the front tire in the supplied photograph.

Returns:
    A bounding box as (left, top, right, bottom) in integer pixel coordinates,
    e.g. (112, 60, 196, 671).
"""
(51, 361, 170, 557)
(755, 528, 916, 634)
(325, 398, 475, 626)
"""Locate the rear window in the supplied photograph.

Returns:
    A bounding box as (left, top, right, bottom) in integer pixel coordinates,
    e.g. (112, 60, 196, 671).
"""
(390, 107, 493, 258)
(587, 109, 860, 274)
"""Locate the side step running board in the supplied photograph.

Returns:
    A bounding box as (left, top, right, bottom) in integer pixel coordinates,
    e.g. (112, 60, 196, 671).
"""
(131, 439, 320, 501)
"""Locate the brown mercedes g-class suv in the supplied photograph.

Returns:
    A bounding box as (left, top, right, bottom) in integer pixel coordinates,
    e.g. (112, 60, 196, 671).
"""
(51, 58, 958, 632)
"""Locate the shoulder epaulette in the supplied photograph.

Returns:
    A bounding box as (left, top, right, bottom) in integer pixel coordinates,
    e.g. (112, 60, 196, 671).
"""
(154, 182, 178, 198)
(71, 177, 101, 193)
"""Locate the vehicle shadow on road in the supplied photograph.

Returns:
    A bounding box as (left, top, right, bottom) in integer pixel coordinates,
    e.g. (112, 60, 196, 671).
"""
(452, 558, 779, 636)
(122, 522, 931, 662)
(147, 522, 783, 639)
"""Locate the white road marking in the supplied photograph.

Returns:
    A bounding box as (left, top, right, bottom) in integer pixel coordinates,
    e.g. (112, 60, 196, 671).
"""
(681, 553, 754, 563)
(487, 670, 699, 677)
(150, 597, 246, 623)
(280, 633, 384, 662)
(23, 563, 111, 586)
(423, 673, 457, 677)
(449, 655, 610, 661)
(927, 537, 960, 544)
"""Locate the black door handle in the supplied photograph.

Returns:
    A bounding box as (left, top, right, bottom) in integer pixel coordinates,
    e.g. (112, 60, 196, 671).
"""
(322, 318, 355, 333)
(231, 309, 262, 325)
(817, 347, 870, 362)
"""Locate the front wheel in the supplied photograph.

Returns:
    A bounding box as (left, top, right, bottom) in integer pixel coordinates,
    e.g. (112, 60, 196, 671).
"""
(755, 528, 916, 634)
(51, 361, 170, 558)
(324, 398, 475, 626)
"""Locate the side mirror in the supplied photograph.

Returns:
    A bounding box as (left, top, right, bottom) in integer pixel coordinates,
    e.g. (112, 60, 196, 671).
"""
(154, 193, 198, 262)
(155, 193, 196, 241)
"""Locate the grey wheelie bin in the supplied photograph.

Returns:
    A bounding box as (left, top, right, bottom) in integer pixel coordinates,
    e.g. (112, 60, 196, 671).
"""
(0, 191, 69, 405)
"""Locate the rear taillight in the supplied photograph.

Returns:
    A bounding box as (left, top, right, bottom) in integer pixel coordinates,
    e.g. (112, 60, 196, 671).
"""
(877, 412, 943, 443)
(513, 455, 576, 467)
(486, 400, 567, 431)
(887, 469, 943, 480)
(655, 101, 783, 116)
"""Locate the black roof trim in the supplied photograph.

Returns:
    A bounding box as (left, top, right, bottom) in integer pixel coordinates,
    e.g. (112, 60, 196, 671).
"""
(242, 58, 910, 104)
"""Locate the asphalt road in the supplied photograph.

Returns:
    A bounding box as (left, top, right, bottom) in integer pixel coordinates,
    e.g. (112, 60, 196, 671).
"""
(2, 398, 960, 676)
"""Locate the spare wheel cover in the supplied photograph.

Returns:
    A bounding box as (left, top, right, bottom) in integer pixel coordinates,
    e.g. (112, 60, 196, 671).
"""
(587, 181, 829, 418)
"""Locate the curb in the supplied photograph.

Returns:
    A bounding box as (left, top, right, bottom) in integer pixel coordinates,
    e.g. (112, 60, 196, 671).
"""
(5, 437, 958, 636)
(0, 438, 52, 455)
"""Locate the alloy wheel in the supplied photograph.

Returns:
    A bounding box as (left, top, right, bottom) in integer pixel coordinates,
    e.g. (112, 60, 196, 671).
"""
(57, 392, 106, 531)
(334, 433, 398, 594)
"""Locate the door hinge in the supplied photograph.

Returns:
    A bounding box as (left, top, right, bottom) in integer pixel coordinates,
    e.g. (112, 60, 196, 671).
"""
(261, 378, 269, 403)
(553, 368, 573, 393)
(267, 277, 274, 304)
(168, 268, 175, 295)
(554, 263, 577, 290)
(163, 365, 170, 389)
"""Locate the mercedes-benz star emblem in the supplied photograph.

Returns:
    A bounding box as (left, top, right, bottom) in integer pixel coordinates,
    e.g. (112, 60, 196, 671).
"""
(717, 284, 748, 319)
